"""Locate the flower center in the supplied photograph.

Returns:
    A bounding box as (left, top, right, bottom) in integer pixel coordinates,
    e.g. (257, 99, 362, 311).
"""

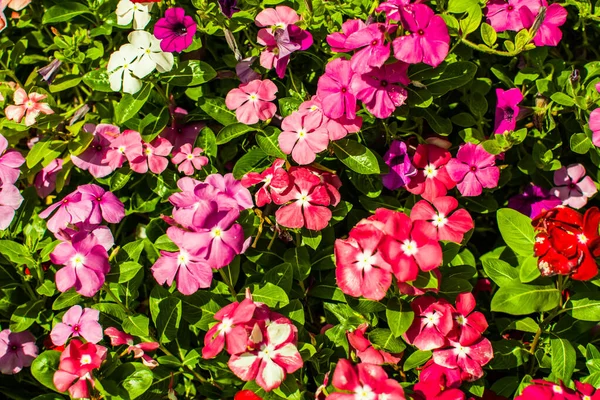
(417, 29, 425, 35)
(356, 251, 376, 272)
(423, 311, 440, 327)
(177, 250, 189, 267)
(145, 48, 152, 54)
(354, 385, 376, 400)
(553, 385, 563, 394)
(432, 213, 447, 227)
(310, 105, 319, 111)
(248, 93, 258, 102)
(211, 228, 222, 238)
(424, 164, 438, 178)
(219, 317, 234, 334)
(454, 344, 470, 358)
(578, 233, 588, 244)
(80, 354, 93, 365)
(10, 345, 18, 351)
(503, 107, 515, 122)
(95, 145, 103, 151)
(264, 174, 273, 185)
(25, 100, 34, 108)
(73, 325, 80, 332)
(118, 145, 126, 154)
(186, 153, 194, 160)
(401, 239, 418, 256)
(144, 147, 153, 156)
(470, 165, 477, 172)
(258, 343, 276, 360)
(297, 192, 310, 206)
(371, 40, 378, 46)
(298, 129, 306, 139)
(507, 5, 514, 11)
(71, 254, 86, 268)
(569, 183, 576, 189)
(455, 315, 467, 325)
(380, 80, 388, 87)
(341, 87, 347, 93)
(176, 24, 188, 36)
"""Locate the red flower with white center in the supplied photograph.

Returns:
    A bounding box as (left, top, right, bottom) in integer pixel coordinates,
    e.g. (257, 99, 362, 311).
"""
(347, 323, 401, 365)
(241, 159, 290, 207)
(404, 296, 456, 351)
(53, 339, 107, 399)
(452, 292, 488, 346)
(432, 337, 494, 382)
(410, 196, 474, 243)
(406, 144, 456, 201)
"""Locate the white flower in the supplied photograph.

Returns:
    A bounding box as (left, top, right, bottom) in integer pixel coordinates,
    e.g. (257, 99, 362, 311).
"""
(107, 50, 143, 94)
(116, 0, 153, 30)
(120, 31, 174, 78)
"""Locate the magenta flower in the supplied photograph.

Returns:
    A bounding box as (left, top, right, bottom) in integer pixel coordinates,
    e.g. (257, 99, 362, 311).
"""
(225, 79, 278, 125)
(56, 222, 115, 252)
(279, 110, 329, 165)
(316, 58, 358, 120)
(377, 0, 421, 22)
(453, 292, 488, 346)
(50, 305, 103, 346)
(71, 124, 120, 178)
(410, 196, 474, 243)
(432, 337, 494, 382)
(494, 88, 523, 134)
(515, 380, 579, 400)
(392, 4, 450, 67)
(106, 129, 143, 170)
(351, 61, 410, 119)
(382, 140, 416, 190)
(328, 359, 406, 399)
(39, 191, 93, 233)
(202, 298, 257, 358)
(77, 184, 125, 224)
(105, 327, 159, 368)
(195, 173, 254, 211)
(298, 96, 362, 141)
(4, 88, 54, 126)
(486, 0, 541, 32)
(0, 184, 23, 230)
(447, 143, 500, 197)
(160, 121, 205, 151)
(50, 232, 110, 297)
(171, 143, 208, 175)
(130, 137, 173, 174)
(507, 184, 562, 219)
(520, 2, 568, 46)
(344, 23, 392, 73)
(154, 7, 197, 52)
(0, 133, 25, 185)
(0, 329, 38, 375)
(326, 19, 367, 52)
(413, 359, 464, 400)
(34, 159, 63, 198)
(552, 164, 598, 209)
(241, 158, 290, 207)
(404, 296, 456, 351)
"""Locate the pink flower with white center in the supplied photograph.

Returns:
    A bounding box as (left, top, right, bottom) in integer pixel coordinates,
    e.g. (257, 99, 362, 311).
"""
(241, 159, 290, 207)
(591, 108, 600, 147)
(327, 358, 406, 400)
(326, 19, 367, 52)
(34, 158, 63, 198)
(228, 321, 303, 392)
(106, 129, 144, 170)
(335, 222, 393, 301)
(404, 296, 456, 351)
(279, 110, 329, 165)
(50, 232, 110, 297)
(0, 133, 25, 185)
(552, 164, 598, 209)
(39, 191, 93, 233)
(316, 58, 358, 120)
(350, 61, 410, 119)
(53, 339, 107, 399)
(446, 143, 500, 197)
(104, 327, 160, 368)
(432, 336, 494, 382)
(406, 144, 456, 201)
(410, 196, 474, 243)
(298, 96, 362, 141)
(344, 23, 393, 74)
(71, 124, 120, 178)
(0, 183, 23, 230)
(4, 88, 54, 126)
(255, 5, 299, 30)
(50, 305, 103, 346)
(225, 79, 278, 125)
(347, 324, 401, 365)
(202, 298, 257, 358)
(171, 143, 208, 175)
(486, 0, 541, 32)
(77, 184, 125, 224)
(452, 292, 488, 346)
(0, 329, 38, 375)
(130, 137, 173, 174)
(515, 379, 580, 400)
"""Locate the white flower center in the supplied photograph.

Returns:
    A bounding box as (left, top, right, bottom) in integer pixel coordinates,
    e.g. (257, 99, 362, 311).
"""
(264, 174, 273, 185)
(177, 250, 189, 267)
(219, 317, 233, 334)
(535, 236, 545, 244)
(423, 311, 440, 327)
(401, 239, 418, 256)
(211, 228, 222, 238)
(71, 254, 86, 268)
(356, 252, 376, 272)
(25, 100, 34, 108)
(455, 315, 467, 326)
(80, 354, 92, 365)
(296, 192, 310, 206)
(258, 343, 275, 360)
(297, 129, 306, 139)
(432, 213, 447, 227)
(186, 153, 194, 160)
(118, 145, 126, 154)
(354, 385, 376, 400)
(553, 385, 563, 394)
(145, 48, 152, 54)
(310, 105, 318, 111)
(144, 147, 153, 156)
(578, 233, 588, 244)
(424, 163, 438, 178)
(248, 93, 258, 102)
(454, 343, 470, 358)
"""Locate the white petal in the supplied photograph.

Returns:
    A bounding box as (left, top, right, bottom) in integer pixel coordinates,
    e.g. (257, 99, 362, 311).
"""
(109, 69, 124, 92)
(131, 56, 156, 79)
(261, 358, 285, 390)
(120, 44, 145, 59)
(151, 52, 174, 73)
(115, 0, 134, 24)
(228, 353, 258, 381)
(122, 70, 142, 94)
(107, 51, 127, 71)
(128, 30, 152, 48)
(132, 4, 151, 29)
(266, 323, 291, 347)
(149, 35, 163, 52)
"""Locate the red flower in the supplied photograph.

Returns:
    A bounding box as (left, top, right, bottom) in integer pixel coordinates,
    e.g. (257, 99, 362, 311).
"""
(411, 196, 474, 243)
(234, 390, 262, 400)
(347, 323, 401, 365)
(406, 144, 456, 201)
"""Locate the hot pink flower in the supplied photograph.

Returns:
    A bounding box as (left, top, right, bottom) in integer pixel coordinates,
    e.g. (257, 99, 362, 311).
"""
(298, 96, 362, 141)
(404, 296, 456, 351)
(0, 133, 25, 185)
(316, 58, 358, 120)
(452, 293, 488, 346)
(447, 143, 500, 197)
(432, 337, 494, 381)
(4, 88, 54, 126)
(328, 359, 406, 400)
(39, 191, 93, 233)
(344, 23, 392, 73)
(406, 144, 456, 201)
(575, 381, 600, 400)
(279, 110, 329, 165)
(53, 339, 107, 399)
(130, 137, 173, 174)
(50, 232, 110, 297)
(486, 0, 541, 32)
(50, 305, 103, 346)
(413, 359, 464, 400)
(552, 164, 598, 209)
(347, 324, 401, 365)
(351, 61, 409, 119)
(335, 222, 393, 301)
(0, 183, 23, 230)
(241, 158, 290, 207)
(326, 19, 367, 52)
(0, 329, 38, 375)
(77, 184, 125, 224)
(34, 159, 63, 198)
(494, 88, 523, 134)
(225, 79, 278, 125)
(520, 2, 568, 46)
(591, 108, 600, 147)
(160, 121, 205, 151)
(153, 7, 197, 53)
(171, 143, 208, 175)
(71, 124, 120, 178)
(202, 298, 257, 358)
(377, 0, 423, 22)
(392, 4, 450, 67)
(195, 173, 254, 211)
(515, 379, 579, 400)
(104, 327, 159, 368)
(106, 129, 144, 170)
(410, 197, 474, 243)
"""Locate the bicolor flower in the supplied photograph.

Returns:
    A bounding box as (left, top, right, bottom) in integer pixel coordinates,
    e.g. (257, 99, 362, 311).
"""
(298, 96, 362, 141)
(327, 359, 406, 400)
(452, 292, 488, 346)
(344, 23, 392, 73)
(107, 129, 144, 170)
(4, 88, 54, 126)
(225, 79, 278, 125)
(432, 336, 494, 381)
(50, 306, 103, 346)
(53, 340, 107, 399)
(241, 159, 290, 207)
(446, 143, 500, 197)
(404, 296, 456, 351)
(202, 299, 257, 358)
(406, 144, 456, 201)
(39, 191, 93, 233)
(591, 108, 600, 147)
(347, 324, 401, 365)
(104, 327, 159, 368)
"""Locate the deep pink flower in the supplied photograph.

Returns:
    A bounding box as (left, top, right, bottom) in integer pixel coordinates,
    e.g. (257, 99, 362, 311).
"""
(347, 324, 401, 365)
(406, 144, 456, 201)
(241, 159, 290, 207)
(432, 337, 494, 381)
(34, 159, 63, 198)
(447, 143, 500, 197)
(50, 305, 103, 346)
(494, 88, 523, 134)
(104, 327, 159, 368)
(383, 140, 416, 190)
(316, 58, 358, 120)
(344, 23, 392, 73)
(351, 61, 409, 119)
(171, 143, 208, 175)
(279, 110, 329, 165)
(39, 191, 93, 233)
(0, 133, 25, 185)
(452, 293, 488, 345)
(520, 2, 568, 46)
(71, 124, 120, 178)
(326, 19, 367, 52)
(552, 163, 598, 209)
(591, 108, 600, 147)
(377, 0, 423, 22)
(53, 339, 107, 399)
(225, 79, 278, 125)
(327, 359, 406, 400)
(0, 329, 38, 375)
(486, 0, 541, 32)
(194, 173, 254, 211)
(106, 129, 144, 170)
(77, 184, 125, 224)
(202, 298, 257, 358)
(404, 296, 456, 351)
(130, 137, 173, 174)
(154, 7, 197, 52)
(4, 88, 54, 126)
(298, 96, 362, 141)
(515, 379, 579, 400)
(0, 183, 23, 230)
(160, 121, 205, 151)
(392, 4, 450, 67)
(575, 381, 600, 400)
(411, 197, 474, 243)
(413, 359, 464, 400)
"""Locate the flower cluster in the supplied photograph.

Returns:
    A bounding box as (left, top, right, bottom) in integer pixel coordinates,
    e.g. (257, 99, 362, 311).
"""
(0, 133, 25, 230)
(0, 329, 38, 375)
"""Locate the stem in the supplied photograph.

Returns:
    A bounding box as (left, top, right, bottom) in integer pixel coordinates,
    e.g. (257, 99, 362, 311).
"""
(218, 268, 237, 298)
(102, 283, 132, 315)
(460, 37, 530, 57)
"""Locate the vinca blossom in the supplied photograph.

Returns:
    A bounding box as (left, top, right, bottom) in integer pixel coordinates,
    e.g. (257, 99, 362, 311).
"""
(39, 191, 92, 233)
(347, 324, 401, 365)
(160, 120, 205, 150)
(316, 58, 357, 120)
(591, 108, 600, 147)
(107, 129, 144, 170)
(171, 143, 208, 175)
(0, 329, 38, 375)
(514, 379, 580, 400)
(53, 340, 107, 399)
(202, 298, 257, 358)
(413, 360, 464, 400)
(298, 96, 362, 141)
(4, 88, 54, 126)
(446, 143, 500, 197)
(226, 79, 278, 125)
(410, 196, 474, 243)
(154, 8, 197, 53)
(77, 184, 125, 224)
(71, 124, 120, 178)
(344, 23, 392, 73)
(0, 133, 25, 185)
(0, 184, 23, 230)
(107, 50, 143, 94)
(328, 358, 406, 400)
(552, 164, 598, 209)
(116, 0, 153, 29)
(279, 110, 329, 165)
(34, 159, 63, 198)
(326, 19, 367, 52)
(130, 137, 173, 174)
(241, 158, 289, 207)
(50, 306, 103, 346)
(520, 2, 568, 47)
(494, 88, 523, 134)
(432, 337, 494, 382)
(406, 144, 456, 201)
(508, 184, 562, 219)
(452, 292, 488, 345)
(119, 30, 174, 77)
(485, 0, 541, 32)
(404, 296, 456, 351)
(104, 327, 159, 368)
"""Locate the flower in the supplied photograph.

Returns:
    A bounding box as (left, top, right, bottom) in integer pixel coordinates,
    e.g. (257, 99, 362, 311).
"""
(234, 390, 262, 400)
(344, 23, 392, 73)
(432, 337, 494, 381)
(452, 292, 488, 345)
(38, 59, 62, 85)
(0, 329, 38, 375)
(202, 298, 257, 358)
(279, 110, 329, 165)
(236, 57, 261, 83)
(316, 58, 357, 120)
(591, 108, 600, 147)
(71, 124, 120, 178)
(298, 96, 362, 141)
(130, 137, 174, 174)
(327, 359, 406, 399)
(225, 79, 278, 125)
(106, 129, 144, 170)
(50, 306, 103, 346)
(404, 296, 456, 351)
(218, 0, 240, 18)
(486, 0, 541, 32)
(53, 339, 107, 399)
(413, 360, 464, 400)
(171, 143, 209, 175)
(0, 183, 23, 230)
(552, 164, 598, 209)
(381, 140, 416, 190)
(77, 184, 125, 224)
(520, 2, 568, 46)
(514, 379, 580, 400)
(115, 0, 153, 29)
(347, 324, 401, 365)
(5, 88, 54, 126)
(39, 191, 93, 233)
(0, 0, 31, 32)
(326, 19, 367, 52)
(446, 143, 500, 197)
(241, 159, 290, 207)
(507, 184, 562, 219)
(120, 30, 174, 78)
(193, 173, 254, 212)
(0, 133, 25, 185)
(575, 381, 600, 400)
(392, 4, 450, 67)
(154, 8, 197, 53)
(410, 196, 474, 243)
(34, 159, 63, 198)
(494, 88, 523, 134)
(406, 144, 456, 201)
(254, 5, 299, 29)
(107, 50, 143, 94)
(104, 327, 159, 368)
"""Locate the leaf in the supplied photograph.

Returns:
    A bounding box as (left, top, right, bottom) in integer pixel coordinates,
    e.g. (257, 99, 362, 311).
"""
(368, 328, 406, 353)
(333, 138, 380, 175)
(122, 314, 150, 337)
(386, 298, 414, 337)
(412, 107, 453, 135)
(491, 283, 560, 315)
(570, 133, 592, 154)
(0, 240, 35, 266)
(284, 246, 311, 281)
(496, 208, 535, 256)
(115, 83, 152, 125)
(52, 290, 82, 310)
(42, 2, 91, 23)
(519, 255, 541, 283)
(26, 140, 67, 169)
(565, 292, 600, 321)
(232, 147, 269, 179)
(83, 69, 113, 92)
(117, 262, 143, 283)
(10, 299, 44, 332)
(502, 317, 540, 333)
(216, 123, 255, 145)
(551, 338, 576, 383)
(161, 61, 217, 86)
(31, 351, 61, 392)
(264, 263, 293, 293)
(551, 92, 576, 106)
(256, 127, 286, 158)
(49, 75, 82, 93)
(427, 61, 478, 96)
(110, 363, 154, 399)
(249, 282, 289, 308)
(199, 97, 237, 126)
(403, 350, 432, 371)
(481, 22, 497, 46)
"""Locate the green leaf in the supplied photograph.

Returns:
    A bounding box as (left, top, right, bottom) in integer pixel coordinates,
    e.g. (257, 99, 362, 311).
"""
(491, 283, 560, 315)
(497, 208, 535, 256)
(565, 293, 600, 321)
(264, 263, 293, 293)
(386, 299, 414, 337)
(10, 299, 44, 332)
(412, 107, 453, 135)
(551, 338, 576, 383)
(26, 140, 67, 169)
(551, 92, 576, 106)
(502, 317, 540, 333)
(256, 127, 286, 158)
(570, 133, 592, 154)
(110, 363, 154, 399)
(83, 68, 113, 92)
(117, 262, 143, 283)
(115, 83, 152, 125)
(403, 350, 432, 371)
(427, 61, 478, 97)
(122, 314, 150, 337)
(31, 351, 61, 392)
(249, 282, 289, 308)
(302, 228, 322, 250)
(42, 2, 91, 23)
(52, 290, 82, 310)
(519, 255, 541, 283)
(216, 123, 255, 145)
(284, 246, 311, 281)
(368, 328, 406, 353)
(199, 97, 237, 126)
(161, 61, 217, 86)
(481, 22, 497, 46)
(49, 75, 82, 93)
(333, 138, 380, 175)
(197, 126, 218, 158)
(232, 147, 269, 179)
(0, 240, 35, 266)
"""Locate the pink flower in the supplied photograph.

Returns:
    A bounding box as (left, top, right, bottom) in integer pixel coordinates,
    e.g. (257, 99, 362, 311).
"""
(575, 381, 600, 400)
(34, 159, 63, 198)
(202, 298, 257, 358)
(39, 191, 93, 233)
(4, 88, 54, 126)
(404, 296, 456, 351)
(106, 129, 144, 170)
(225, 79, 278, 125)
(344, 23, 392, 74)
(53, 339, 107, 399)
(410, 197, 474, 243)
(71, 124, 120, 178)
(0, 133, 25, 185)
(351, 61, 409, 119)
(255, 5, 299, 28)
(377, 0, 420, 22)
(392, 4, 450, 67)
(327, 359, 406, 400)
(552, 163, 598, 209)
(50, 232, 110, 297)
(347, 324, 401, 365)
(591, 108, 600, 147)
(77, 184, 125, 224)
(130, 137, 173, 174)
(520, 2, 568, 46)
(316, 58, 357, 120)
(104, 327, 159, 368)
(406, 144, 456, 201)
(196, 173, 254, 211)
(298, 96, 362, 141)
(257, 25, 313, 79)
(413, 359, 464, 400)
(326, 19, 367, 52)
(447, 143, 500, 197)
(486, 0, 541, 32)
(335, 222, 393, 301)
(515, 380, 579, 400)
(171, 143, 208, 175)
(160, 121, 205, 151)
(432, 337, 494, 381)
(241, 159, 290, 207)
(153, 7, 197, 53)
(0, 183, 23, 230)
(0, 329, 38, 375)
(279, 110, 329, 165)
(50, 305, 103, 346)
(494, 88, 523, 134)
(452, 293, 488, 345)
(55, 222, 115, 252)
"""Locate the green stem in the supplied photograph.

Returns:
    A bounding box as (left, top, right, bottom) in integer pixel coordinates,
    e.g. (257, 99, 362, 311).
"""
(103, 283, 132, 315)
(460, 38, 530, 57)
(218, 268, 237, 298)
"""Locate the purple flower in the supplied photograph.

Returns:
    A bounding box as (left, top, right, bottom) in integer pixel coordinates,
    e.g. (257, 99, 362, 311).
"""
(507, 184, 562, 219)
(154, 8, 197, 53)
(382, 140, 416, 190)
(0, 329, 38, 375)
(494, 88, 523, 134)
(552, 163, 598, 209)
(217, 0, 239, 18)
(38, 59, 62, 85)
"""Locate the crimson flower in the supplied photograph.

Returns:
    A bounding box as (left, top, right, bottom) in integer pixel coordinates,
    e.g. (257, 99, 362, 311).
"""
(432, 336, 494, 382)
(406, 144, 456, 201)
(327, 359, 406, 400)
(241, 159, 290, 207)
(411, 196, 474, 243)
(404, 296, 455, 351)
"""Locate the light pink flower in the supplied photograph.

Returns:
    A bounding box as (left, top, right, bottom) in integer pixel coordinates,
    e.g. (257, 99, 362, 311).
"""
(326, 19, 367, 52)
(446, 143, 500, 197)
(494, 88, 523, 134)
(316, 58, 357, 120)
(4, 88, 54, 126)
(104, 327, 159, 368)
(347, 324, 401, 365)
(279, 110, 329, 165)
(404, 296, 456, 351)
(0, 184, 23, 230)
(241, 159, 290, 207)
(0, 329, 38, 375)
(552, 164, 598, 209)
(39, 191, 93, 233)
(298, 96, 362, 141)
(202, 298, 257, 358)
(50, 305, 103, 346)
(77, 184, 125, 224)
(410, 196, 474, 243)
(520, 2, 568, 46)
(34, 159, 63, 198)
(55, 222, 115, 252)
(432, 337, 494, 382)
(254, 5, 299, 29)
(486, 0, 541, 32)
(591, 108, 600, 147)
(106, 129, 144, 170)
(171, 143, 208, 175)
(392, 4, 450, 67)
(53, 340, 107, 399)
(257, 25, 313, 79)
(345, 23, 393, 73)
(71, 124, 120, 178)
(199, 173, 254, 211)
(0, 133, 25, 185)
(327, 359, 406, 400)
(406, 144, 456, 201)
(130, 137, 173, 174)
(225, 79, 278, 125)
